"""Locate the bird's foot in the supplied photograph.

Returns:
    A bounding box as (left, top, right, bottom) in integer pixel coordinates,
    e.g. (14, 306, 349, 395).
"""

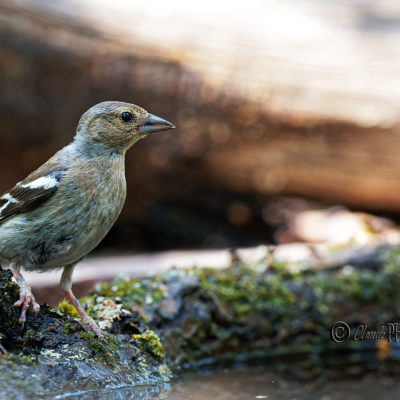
(10, 263, 40, 325)
(63, 289, 106, 338)
(14, 285, 40, 325)
(81, 315, 107, 338)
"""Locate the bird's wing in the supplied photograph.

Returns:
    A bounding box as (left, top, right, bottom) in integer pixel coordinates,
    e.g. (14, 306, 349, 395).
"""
(0, 167, 66, 224)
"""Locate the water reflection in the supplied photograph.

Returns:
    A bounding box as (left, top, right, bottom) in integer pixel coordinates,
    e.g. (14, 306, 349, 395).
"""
(52, 357, 400, 400)
(53, 382, 171, 400)
(169, 363, 400, 400)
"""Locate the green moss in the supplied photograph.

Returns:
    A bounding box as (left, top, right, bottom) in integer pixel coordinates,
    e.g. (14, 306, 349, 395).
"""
(62, 321, 80, 337)
(20, 329, 45, 352)
(78, 331, 120, 364)
(133, 329, 165, 358)
(190, 262, 298, 322)
(56, 300, 80, 318)
(0, 352, 35, 366)
(93, 277, 166, 308)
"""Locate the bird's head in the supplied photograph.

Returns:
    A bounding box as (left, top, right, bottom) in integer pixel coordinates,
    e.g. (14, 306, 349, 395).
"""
(75, 101, 175, 152)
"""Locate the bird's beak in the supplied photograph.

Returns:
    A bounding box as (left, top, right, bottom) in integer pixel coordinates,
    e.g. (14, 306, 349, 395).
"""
(139, 114, 175, 134)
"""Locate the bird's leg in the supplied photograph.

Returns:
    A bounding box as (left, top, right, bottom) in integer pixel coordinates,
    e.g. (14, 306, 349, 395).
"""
(61, 264, 106, 338)
(10, 260, 40, 325)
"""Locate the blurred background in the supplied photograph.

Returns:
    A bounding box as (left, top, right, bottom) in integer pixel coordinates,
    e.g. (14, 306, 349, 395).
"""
(1, 0, 400, 255)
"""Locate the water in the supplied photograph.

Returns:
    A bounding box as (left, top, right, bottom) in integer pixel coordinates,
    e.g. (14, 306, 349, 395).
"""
(169, 367, 398, 400)
(53, 357, 400, 400)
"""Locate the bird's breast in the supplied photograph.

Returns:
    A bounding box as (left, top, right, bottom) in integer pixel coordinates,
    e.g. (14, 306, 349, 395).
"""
(46, 154, 127, 264)
(69, 154, 127, 234)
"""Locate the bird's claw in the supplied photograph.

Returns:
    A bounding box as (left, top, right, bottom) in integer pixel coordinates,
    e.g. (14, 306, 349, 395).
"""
(14, 287, 40, 325)
(81, 316, 107, 338)
(63, 288, 106, 338)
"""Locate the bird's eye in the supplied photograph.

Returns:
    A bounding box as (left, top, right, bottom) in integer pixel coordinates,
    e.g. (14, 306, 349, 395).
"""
(120, 111, 133, 123)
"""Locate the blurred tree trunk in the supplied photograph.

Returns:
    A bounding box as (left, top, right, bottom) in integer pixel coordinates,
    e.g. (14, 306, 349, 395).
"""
(1, 0, 400, 224)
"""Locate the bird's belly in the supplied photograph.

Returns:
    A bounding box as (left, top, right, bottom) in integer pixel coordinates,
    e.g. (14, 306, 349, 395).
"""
(0, 184, 125, 271)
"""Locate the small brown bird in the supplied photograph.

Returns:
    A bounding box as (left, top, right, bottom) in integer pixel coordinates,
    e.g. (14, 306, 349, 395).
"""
(0, 101, 174, 337)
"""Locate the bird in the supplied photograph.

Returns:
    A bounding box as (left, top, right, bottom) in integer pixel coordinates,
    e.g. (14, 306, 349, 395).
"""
(0, 101, 175, 337)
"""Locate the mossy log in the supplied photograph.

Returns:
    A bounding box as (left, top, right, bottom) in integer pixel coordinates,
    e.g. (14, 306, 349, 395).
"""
(0, 269, 171, 399)
(2, 244, 400, 397)
(95, 245, 400, 367)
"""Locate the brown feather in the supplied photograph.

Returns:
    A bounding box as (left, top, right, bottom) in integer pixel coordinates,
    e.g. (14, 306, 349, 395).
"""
(0, 170, 65, 224)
